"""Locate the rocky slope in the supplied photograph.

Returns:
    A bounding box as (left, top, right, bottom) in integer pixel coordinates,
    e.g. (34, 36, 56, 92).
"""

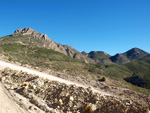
(1, 68, 150, 113)
(8, 27, 95, 64)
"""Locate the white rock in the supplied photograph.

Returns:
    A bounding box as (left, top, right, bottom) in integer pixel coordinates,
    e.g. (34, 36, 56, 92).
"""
(69, 96, 74, 101)
(33, 85, 36, 89)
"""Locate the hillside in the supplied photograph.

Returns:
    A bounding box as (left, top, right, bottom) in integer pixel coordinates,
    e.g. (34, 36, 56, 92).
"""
(87, 51, 113, 65)
(125, 55, 150, 89)
(110, 48, 149, 64)
(2, 28, 95, 64)
(110, 54, 130, 64)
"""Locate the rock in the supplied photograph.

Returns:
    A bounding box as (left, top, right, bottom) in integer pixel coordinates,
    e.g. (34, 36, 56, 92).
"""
(125, 102, 130, 106)
(84, 103, 96, 113)
(22, 82, 29, 86)
(58, 99, 63, 106)
(65, 93, 69, 97)
(69, 96, 74, 101)
(37, 80, 44, 87)
(28, 106, 33, 110)
(32, 85, 36, 89)
(1, 77, 6, 81)
(15, 71, 21, 75)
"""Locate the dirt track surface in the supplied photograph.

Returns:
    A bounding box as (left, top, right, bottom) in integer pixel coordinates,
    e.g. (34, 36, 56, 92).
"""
(0, 82, 26, 113)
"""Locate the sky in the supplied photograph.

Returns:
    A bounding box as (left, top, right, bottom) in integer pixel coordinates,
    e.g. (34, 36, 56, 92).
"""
(0, 0, 150, 55)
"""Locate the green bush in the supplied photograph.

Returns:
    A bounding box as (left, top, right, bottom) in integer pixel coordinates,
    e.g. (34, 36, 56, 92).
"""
(8, 57, 13, 61)
(102, 77, 106, 81)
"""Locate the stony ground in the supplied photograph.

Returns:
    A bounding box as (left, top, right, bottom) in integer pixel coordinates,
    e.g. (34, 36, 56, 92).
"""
(53, 71, 150, 107)
(1, 68, 150, 113)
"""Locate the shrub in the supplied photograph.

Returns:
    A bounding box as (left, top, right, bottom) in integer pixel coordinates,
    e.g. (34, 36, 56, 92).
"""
(8, 57, 13, 61)
(102, 77, 106, 81)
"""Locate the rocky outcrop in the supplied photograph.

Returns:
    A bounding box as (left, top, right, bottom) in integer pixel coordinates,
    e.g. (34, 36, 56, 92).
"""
(11, 28, 96, 64)
(14, 27, 35, 34)
(13, 28, 51, 41)
(1, 68, 150, 113)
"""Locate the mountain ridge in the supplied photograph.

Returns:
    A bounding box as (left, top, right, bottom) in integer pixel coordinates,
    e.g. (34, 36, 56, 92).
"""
(1, 27, 149, 65)
(13, 27, 50, 41)
(8, 27, 96, 64)
(110, 48, 149, 64)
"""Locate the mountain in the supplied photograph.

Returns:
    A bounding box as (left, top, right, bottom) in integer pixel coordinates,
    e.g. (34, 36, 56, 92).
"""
(3, 28, 149, 65)
(2, 27, 95, 64)
(110, 53, 130, 64)
(13, 27, 50, 41)
(110, 48, 149, 64)
(123, 47, 149, 60)
(87, 51, 113, 64)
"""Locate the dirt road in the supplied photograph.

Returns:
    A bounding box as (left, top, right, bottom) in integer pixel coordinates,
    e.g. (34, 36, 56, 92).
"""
(0, 82, 26, 113)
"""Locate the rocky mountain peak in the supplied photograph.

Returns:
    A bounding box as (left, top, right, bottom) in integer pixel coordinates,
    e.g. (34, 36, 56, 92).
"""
(13, 27, 50, 41)
(14, 27, 36, 34)
(9, 28, 96, 64)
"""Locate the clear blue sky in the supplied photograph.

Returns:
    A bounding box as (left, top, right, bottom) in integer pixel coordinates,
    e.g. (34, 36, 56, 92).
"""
(0, 0, 150, 55)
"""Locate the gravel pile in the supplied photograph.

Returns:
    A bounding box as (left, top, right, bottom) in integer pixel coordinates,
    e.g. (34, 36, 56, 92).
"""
(0, 68, 150, 113)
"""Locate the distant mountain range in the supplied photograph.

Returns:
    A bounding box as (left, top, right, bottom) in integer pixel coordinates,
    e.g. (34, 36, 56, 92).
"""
(110, 48, 149, 64)
(0, 27, 150, 89)
(1, 27, 149, 65)
(83, 48, 149, 65)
